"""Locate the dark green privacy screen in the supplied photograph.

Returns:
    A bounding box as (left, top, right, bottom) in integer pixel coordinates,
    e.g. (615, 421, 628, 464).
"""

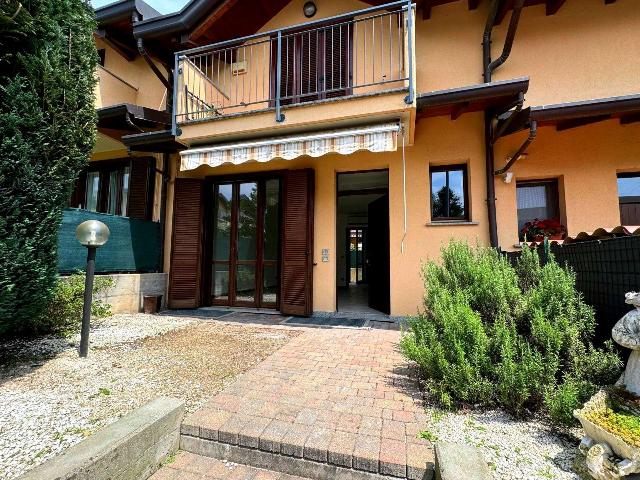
(58, 209, 162, 273)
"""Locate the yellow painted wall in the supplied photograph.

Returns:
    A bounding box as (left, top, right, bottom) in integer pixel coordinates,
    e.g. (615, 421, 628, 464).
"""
(417, 0, 640, 105)
(113, 0, 640, 315)
(495, 120, 640, 249)
(95, 38, 167, 111)
(176, 113, 487, 316)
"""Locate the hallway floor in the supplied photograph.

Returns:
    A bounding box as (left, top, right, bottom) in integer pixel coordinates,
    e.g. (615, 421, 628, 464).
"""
(337, 284, 384, 316)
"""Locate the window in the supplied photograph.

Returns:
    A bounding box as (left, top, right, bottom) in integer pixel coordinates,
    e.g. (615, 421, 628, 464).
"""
(618, 173, 640, 225)
(77, 162, 131, 216)
(516, 180, 560, 238)
(430, 165, 469, 221)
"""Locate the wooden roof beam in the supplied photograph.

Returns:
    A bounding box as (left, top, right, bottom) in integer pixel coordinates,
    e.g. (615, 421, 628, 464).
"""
(555, 114, 611, 131)
(620, 112, 640, 125)
(546, 0, 566, 15)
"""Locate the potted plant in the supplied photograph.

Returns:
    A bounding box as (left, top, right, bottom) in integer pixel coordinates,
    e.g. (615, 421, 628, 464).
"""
(520, 218, 566, 242)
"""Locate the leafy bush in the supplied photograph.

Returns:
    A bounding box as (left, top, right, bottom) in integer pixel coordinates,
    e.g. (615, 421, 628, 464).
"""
(37, 272, 114, 335)
(401, 241, 622, 426)
(0, 0, 97, 336)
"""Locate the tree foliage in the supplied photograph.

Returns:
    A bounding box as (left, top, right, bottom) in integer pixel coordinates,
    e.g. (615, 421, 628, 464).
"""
(0, 0, 97, 336)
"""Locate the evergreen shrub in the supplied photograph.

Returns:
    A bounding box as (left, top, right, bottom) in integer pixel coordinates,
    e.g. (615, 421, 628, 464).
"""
(0, 0, 97, 335)
(400, 241, 622, 425)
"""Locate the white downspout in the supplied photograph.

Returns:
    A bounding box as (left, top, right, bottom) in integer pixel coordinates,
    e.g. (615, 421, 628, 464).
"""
(401, 127, 407, 254)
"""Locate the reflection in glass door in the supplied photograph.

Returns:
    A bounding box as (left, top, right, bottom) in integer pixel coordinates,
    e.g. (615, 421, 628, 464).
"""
(209, 179, 280, 308)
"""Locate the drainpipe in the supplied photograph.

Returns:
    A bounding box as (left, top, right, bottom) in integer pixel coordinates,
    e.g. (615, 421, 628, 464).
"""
(482, 0, 525, 248)
(494, 120, 537, 175)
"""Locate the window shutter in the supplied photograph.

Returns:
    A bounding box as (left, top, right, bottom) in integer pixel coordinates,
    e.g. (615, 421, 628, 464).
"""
(323, 23, 351, 98)
(169, 178, 204, 309)
(300, 30, 319, 101)
(280, 169, 314, 316)
(128, 158, 155, 220)
(280, 34, 297, 105)
(69, 169, 87, 209)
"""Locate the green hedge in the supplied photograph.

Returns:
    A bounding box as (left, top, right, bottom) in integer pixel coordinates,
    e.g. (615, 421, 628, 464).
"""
(0, 0, 97, 336)
(58, 209, 162, 274)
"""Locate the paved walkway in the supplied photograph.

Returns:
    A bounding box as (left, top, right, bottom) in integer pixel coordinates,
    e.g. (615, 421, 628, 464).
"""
(177, 325, 433, 479)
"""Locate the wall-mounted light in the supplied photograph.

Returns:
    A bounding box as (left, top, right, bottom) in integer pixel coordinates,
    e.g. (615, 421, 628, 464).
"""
(303, 1, 317, 18)
(502, 172, 514, 184)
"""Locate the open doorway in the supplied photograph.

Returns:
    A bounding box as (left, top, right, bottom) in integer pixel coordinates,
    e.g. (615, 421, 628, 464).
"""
(336, 170, 390, 315)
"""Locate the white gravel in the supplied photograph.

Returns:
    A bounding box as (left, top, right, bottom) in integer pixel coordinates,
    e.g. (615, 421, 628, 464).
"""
(0, 314, 195, 480)
(0, 313, 298, 480)
(425, 408, 584, 480)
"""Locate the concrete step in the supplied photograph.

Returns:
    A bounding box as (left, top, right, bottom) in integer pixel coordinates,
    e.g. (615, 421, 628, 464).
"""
(179, 410, 434, 480)
(150, 451, 312, 479)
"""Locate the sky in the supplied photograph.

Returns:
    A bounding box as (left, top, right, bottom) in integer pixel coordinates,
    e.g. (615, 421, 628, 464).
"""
(91, 0, 189, 15)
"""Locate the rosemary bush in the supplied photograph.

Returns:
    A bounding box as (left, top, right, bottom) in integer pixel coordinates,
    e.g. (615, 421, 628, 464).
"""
(401, 241, 622, 425)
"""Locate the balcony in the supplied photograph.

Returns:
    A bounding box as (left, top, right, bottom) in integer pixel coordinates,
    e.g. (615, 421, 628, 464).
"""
(95, 66, 139, 109)
(172, 1, 415, 141)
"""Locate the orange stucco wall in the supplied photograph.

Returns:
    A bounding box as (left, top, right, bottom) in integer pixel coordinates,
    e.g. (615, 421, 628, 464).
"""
(495, 120, 640, 249)
(176, 113, 487, 316)
(94, 38, 167, 111)
(96, 0, 640, 316)
(417, 0, 640, 105)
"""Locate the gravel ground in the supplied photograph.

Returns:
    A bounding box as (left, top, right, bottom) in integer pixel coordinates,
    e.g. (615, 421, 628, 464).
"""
(0, 314, 299, 479)
(424, 407, 585, 480)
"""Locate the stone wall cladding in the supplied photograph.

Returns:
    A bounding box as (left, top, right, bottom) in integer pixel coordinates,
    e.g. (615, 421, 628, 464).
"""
(94, 272, 168, 313)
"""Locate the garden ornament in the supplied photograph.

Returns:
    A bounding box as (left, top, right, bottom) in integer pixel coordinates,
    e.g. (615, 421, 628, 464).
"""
(612, 292, 640, 396)
(574, 292, 640, 479)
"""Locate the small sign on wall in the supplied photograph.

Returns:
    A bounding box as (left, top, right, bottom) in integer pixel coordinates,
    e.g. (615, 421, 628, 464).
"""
(322, 248, 329, 262)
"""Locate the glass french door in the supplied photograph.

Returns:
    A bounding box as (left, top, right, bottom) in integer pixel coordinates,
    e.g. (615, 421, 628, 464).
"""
(209, 178, 280, 308)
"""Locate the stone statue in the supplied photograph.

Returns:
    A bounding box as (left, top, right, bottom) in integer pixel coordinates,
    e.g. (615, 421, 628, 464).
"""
(574, 292, 640, 480)
(612, 292, 640, 395)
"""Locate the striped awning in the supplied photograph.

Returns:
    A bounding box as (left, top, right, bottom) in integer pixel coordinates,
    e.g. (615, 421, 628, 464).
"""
(179, 123, 400, 171)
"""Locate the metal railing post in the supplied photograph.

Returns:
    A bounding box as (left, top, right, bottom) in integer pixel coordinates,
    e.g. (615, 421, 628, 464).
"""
(172, 54, 180, 136)
(404, 0, 414, 105)
(275, 30, 285, 122)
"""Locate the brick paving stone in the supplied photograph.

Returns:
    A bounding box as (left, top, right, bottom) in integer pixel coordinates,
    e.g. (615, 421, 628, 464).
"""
(382, 419, 407, 440)
(199, 410, 234, 441)
(380, 438, 408, 477)
(280, 423, 312, 457)
(183, 326, 433, 479)
(219, 414, 252, 445)
(353, 434, 381, 473)
(327, 430, 357, 467)
(303, 427, 333, 462)
(239, 415, 272, 449)
(259, 419, 291, 453)
(406, 442, 435, 480)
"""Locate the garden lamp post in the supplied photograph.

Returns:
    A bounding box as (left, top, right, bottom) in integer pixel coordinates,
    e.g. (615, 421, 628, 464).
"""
(75, 220, 110, 358)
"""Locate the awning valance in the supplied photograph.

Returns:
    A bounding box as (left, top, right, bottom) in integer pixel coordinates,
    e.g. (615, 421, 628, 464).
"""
(179, 123, 400, 171)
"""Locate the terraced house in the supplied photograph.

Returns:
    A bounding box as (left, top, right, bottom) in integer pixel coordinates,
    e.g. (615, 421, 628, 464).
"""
(74, 0, 640, 318)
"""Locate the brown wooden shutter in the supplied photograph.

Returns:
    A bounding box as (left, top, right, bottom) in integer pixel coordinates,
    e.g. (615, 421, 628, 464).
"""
(323, 23, 351, 98)
(168, 178, 204, 309)
(280, 169, 315, 316)
(69, 169, 87, 208)
(128, 158, 155, 220)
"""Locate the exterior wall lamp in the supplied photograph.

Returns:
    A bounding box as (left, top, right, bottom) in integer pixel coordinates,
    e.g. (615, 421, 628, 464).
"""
(75, 220, 110, 358)
(303, 1, 317, 18)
